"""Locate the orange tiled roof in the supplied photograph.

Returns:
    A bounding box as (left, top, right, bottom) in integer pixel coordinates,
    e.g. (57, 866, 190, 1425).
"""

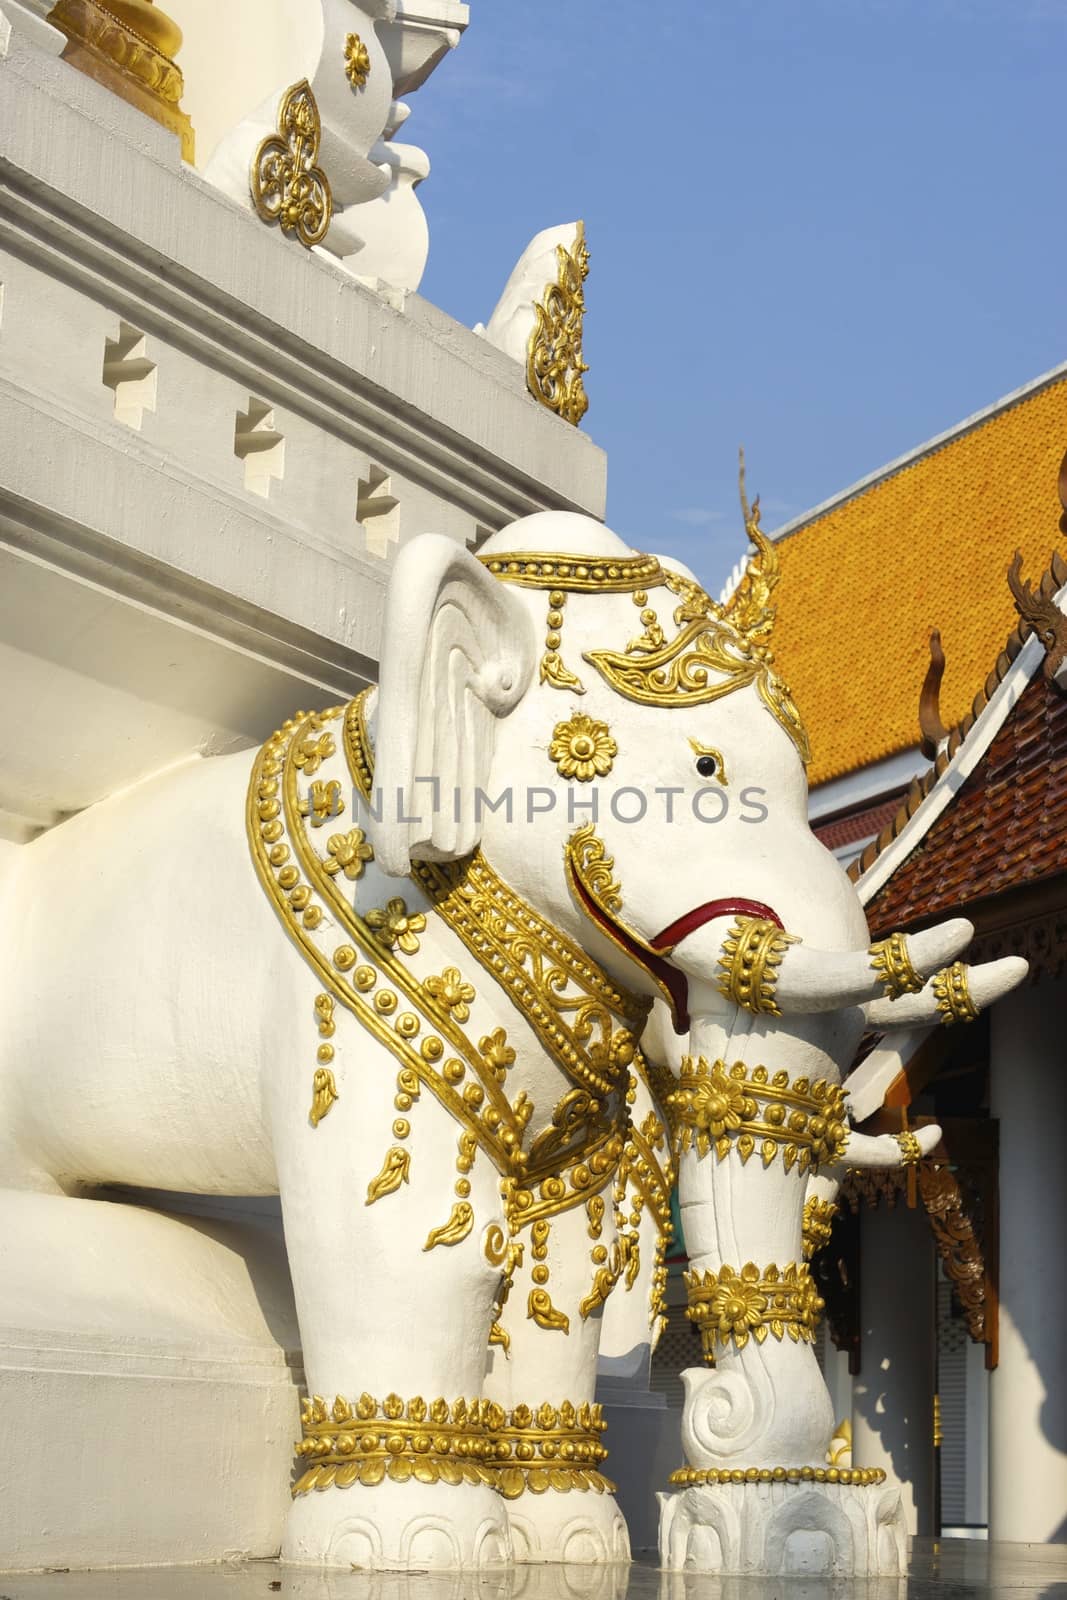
(771, 369, 1067, 787)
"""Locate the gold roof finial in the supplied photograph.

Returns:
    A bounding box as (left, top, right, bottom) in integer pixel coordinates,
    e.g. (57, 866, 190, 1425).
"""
(723, 447, 780, 642)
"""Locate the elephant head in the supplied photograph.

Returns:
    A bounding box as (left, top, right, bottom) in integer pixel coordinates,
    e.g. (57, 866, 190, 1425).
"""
(371, 508, 1021, 1049)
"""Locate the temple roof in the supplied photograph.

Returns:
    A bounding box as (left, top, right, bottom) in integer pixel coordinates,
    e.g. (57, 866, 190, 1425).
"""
(769, 363, 1067, 787)
(853, 545, 1067, 935)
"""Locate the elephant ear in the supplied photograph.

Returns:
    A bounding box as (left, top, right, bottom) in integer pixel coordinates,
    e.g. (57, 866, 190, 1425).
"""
(373, 534, 537, 876)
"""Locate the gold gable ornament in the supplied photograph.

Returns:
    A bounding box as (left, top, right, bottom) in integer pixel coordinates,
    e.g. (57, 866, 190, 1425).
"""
(527, 222, 590, 427)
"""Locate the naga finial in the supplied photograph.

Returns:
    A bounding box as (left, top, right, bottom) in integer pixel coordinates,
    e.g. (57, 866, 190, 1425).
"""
(724, 446, 780, 642)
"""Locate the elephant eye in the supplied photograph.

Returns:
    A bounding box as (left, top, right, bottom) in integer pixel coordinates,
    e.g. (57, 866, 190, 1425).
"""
(689, 740, 727, 784)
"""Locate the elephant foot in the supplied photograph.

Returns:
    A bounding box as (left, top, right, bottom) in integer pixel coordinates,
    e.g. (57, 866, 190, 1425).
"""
(282, 1479, 512, 1570)
(506, 1488, 630, 1565)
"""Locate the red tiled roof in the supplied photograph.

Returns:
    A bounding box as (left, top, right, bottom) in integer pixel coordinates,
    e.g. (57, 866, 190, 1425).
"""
(865, 666, 1067, 934)
(814, 795, 907, 853)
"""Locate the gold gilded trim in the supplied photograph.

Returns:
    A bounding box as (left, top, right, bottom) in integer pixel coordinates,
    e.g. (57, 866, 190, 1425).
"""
(801, 1196, 838, 1258)
(665, 1057, 849, 1174)
(294, 1393, 500, 1495)
(494, 1400, 612, 1498)
(669, 1464, 886, 1488)
(366, 1146, 410, 1204)
(478, 551, 665, 593)
(895, 1129, 923, 1166)
(424, 1201, 475, 1251)
(932, 961, 980, 1025)
(717, 918, 798, 1017)
(686, 1261, 824, 1355)
(870, 932, 924, 1000)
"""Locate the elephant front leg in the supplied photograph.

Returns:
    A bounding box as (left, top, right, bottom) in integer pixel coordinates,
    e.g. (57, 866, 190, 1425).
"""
(273, 1064, 511, 1571)
(483, 1195, 631, 1564)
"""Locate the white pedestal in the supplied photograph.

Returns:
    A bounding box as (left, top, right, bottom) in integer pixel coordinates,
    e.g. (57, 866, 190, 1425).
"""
(659, 1477, 907, 1576)
(0, 1190, 300, 1570)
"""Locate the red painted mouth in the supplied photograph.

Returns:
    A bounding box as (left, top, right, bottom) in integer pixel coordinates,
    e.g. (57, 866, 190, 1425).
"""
(650, 898, 783, 954)
(569, 880, 782, 1036)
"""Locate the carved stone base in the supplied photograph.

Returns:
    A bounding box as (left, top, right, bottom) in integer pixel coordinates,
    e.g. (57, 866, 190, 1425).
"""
(659, 1477, 907, 1576)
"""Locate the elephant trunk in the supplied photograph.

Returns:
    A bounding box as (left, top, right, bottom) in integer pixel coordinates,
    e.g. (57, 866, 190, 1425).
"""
(673, 1013, 835, 1472)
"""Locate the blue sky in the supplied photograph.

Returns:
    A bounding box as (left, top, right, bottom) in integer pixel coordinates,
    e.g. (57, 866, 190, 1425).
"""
(416, 2, 1067, 593)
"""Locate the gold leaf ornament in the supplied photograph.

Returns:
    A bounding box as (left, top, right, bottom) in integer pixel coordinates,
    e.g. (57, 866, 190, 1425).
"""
(366, 1146, 411, 1205)
(309, 1067, 338, 1126)
(527, 1287, 570, 1334)
(251, 81, 333, 249)
(424, 1201, 475, 1251)
(527, 221, 590, 427)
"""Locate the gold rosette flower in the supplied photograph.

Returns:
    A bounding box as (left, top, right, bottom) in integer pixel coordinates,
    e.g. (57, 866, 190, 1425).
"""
(365, 897, 426, 954)
(324, 827, 374, 879)
(548, 712, 617, 781)
(480, 1027, 516, 1078)
(424, 966, 476, 1022)
(710, 1263, 768, 1348)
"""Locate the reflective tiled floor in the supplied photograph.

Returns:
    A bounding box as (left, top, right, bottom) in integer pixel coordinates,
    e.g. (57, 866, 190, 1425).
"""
(1, 1543, 1065, 1600)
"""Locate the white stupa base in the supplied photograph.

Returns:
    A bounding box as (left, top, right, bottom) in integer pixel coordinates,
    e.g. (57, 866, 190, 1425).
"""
(659, 1476, 908, 1576)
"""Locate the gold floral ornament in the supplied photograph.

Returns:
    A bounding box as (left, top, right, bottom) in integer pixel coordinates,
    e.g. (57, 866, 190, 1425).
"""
(869, 931, 924, 1001)
(324, 827, 374, 880)
(548, 712, 617, 782)
(686, 1262, 824, 1356)
(480, 1028, 516, 1080)
(527, 221, 590, 427)
(251, 79, 332, 249)
(669, 1060, 758, 1158)
(365, 897, 426, 954)
(424, 967, 476, 1023)
(343, 31, 371, 87)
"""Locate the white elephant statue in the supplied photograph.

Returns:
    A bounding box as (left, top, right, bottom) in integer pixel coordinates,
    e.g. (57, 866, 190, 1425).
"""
(0, 499, 1023, 1573)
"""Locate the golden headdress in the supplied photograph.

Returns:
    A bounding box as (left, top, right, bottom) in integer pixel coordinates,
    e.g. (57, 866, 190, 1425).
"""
(480, 456, 809, 763)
